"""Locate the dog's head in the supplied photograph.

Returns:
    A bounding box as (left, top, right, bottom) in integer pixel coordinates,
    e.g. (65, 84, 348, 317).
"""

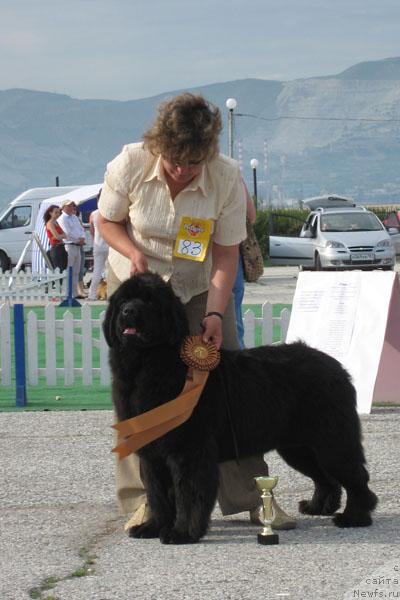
(103, 272, 189, 349)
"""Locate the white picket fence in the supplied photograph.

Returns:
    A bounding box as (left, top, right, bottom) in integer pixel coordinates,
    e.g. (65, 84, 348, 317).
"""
(0, 267, 67, 301)
(0, 302, 291, 387)
(243, 305, 291, 348)
(0, 303, 12, 386)
(0, 303, 110, 387)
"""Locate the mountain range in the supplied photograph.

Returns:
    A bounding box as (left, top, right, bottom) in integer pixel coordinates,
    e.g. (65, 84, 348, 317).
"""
(1, 56, 400, 212)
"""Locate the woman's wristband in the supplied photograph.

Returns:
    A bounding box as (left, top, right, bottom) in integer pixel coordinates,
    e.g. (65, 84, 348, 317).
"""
(205, 311, 224, 321)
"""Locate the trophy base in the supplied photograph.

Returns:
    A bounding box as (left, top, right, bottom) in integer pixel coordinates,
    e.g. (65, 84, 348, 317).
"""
(257, 533, 279, 545)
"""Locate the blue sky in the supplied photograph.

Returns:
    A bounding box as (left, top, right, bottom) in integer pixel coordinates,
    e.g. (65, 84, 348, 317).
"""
(1, 0, 399, 100)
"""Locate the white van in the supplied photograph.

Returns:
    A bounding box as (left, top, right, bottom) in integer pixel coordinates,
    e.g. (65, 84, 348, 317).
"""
(0, 186, 79, 270)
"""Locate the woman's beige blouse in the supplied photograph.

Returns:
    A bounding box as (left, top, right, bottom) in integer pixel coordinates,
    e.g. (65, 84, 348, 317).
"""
(98, 143, 246, 303)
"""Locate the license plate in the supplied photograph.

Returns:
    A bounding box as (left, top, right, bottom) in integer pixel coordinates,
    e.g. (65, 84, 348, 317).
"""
(351, 252, 374, 262)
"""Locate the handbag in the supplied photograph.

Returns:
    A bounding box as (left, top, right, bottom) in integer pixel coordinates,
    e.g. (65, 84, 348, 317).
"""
(240, 220, 264, 283)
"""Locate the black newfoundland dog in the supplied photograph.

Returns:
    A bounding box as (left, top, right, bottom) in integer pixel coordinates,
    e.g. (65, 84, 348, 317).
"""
(104, 272, 377, 544)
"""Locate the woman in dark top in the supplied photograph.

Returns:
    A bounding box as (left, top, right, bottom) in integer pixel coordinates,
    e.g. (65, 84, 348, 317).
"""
(43, 205, 68, 271)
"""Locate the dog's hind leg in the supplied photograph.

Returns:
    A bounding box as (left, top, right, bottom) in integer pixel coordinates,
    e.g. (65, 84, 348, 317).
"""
(317, 455, 378, 528)
(129, 457, 175, 540)
(277, 446, 342, 516)
(160, 449, 219, 545)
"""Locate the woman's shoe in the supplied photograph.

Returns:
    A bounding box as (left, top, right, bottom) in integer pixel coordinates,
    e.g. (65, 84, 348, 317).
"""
(124, 503, 150, 531)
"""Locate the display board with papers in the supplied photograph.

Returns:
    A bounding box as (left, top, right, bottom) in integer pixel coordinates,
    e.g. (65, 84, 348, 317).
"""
(286, 271, 400, 414)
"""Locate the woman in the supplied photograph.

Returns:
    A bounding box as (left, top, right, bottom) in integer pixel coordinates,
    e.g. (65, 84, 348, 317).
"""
(43, 204, 68, 271)
(98, 93, 295, 531)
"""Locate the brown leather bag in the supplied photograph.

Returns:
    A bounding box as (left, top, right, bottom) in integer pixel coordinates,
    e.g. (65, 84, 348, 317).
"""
(240, 220, 264, 283)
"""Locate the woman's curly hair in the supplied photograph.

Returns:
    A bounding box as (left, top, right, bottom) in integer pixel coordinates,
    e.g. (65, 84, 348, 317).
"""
(143, 93, 222, 164)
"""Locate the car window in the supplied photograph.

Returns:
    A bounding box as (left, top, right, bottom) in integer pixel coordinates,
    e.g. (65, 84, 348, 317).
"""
(320, 212, 383, 232)
(305, 214, 313, 227)
(301, 214, 318, 237)
(383, 211, 400, 231)
(0, 205, 31, 229)
(311, 216, 318, 236)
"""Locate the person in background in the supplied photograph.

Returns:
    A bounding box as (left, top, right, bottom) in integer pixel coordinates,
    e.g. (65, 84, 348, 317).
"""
(73, 205, 88, 298)
(43, 205, 68, 271)
(58, 200, 85, 298)
(232, 183, 256, 349)
(88, 205, 109, 301)
(97, 92, 295, 532)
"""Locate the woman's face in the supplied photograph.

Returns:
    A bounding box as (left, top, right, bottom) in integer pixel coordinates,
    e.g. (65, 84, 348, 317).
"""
(161, 157, 204, 185)
(50, 207, 61, 219)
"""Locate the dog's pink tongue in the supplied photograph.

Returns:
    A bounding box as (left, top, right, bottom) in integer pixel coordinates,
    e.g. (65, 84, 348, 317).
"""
(123, 327, 137, 336)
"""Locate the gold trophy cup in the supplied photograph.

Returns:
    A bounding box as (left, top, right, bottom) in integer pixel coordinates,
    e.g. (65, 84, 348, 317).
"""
(254, 476, 280, 545)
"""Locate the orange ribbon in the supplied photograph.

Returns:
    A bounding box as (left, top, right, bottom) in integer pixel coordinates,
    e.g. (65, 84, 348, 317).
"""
(112, 369, 209, 460)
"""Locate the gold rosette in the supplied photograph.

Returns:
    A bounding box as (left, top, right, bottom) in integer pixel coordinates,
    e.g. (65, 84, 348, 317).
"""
(180, 335, 220, 371)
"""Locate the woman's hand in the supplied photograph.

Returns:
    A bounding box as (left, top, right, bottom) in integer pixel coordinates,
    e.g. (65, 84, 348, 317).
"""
(97, 215, 149, 276)
(129, 249, 148, 276)
(201, 315, 223, 350)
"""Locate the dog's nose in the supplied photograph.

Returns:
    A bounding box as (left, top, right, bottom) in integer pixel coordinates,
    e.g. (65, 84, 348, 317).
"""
(122, 304, 135, 317)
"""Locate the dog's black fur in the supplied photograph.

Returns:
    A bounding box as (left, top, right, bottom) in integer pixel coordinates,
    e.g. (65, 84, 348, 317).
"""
(105, 272, 377, 544)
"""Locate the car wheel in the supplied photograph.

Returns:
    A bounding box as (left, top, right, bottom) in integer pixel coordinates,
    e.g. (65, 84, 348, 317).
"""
(0, 251, 10, 272)
(315, 253, 323, 271)
(381, 265, 394, 271)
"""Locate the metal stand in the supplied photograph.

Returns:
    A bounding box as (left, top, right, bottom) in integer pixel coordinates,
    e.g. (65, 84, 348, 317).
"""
(14, 304, 27, 407)
(59, 266, 81, 307)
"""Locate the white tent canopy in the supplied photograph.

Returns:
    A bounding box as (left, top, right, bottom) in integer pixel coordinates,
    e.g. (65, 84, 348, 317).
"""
(32, 184, 102, 274)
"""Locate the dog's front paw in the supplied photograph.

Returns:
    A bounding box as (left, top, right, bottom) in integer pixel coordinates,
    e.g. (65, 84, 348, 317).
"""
(160, 527, 198, 545)
(129, 520, 161, 539)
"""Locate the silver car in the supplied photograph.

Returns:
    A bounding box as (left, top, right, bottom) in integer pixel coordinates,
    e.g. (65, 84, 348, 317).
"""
(269, 196, 395, 271)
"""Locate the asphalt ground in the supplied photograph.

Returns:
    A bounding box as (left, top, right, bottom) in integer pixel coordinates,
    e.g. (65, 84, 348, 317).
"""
(1, 408, 399, 600)
(244, 262, 400, 305)
(243, 266, 299, 304)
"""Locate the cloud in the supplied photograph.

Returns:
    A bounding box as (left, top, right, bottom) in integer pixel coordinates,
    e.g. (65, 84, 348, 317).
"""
(0, 30, 44, 54)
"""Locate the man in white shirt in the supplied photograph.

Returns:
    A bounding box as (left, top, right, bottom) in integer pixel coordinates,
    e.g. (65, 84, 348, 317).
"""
(58, 200, 85, 298)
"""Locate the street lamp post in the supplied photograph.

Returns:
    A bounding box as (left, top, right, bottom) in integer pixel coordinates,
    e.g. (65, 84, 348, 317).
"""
(250, 158, 259, 210)
(225, 98, 237, 158)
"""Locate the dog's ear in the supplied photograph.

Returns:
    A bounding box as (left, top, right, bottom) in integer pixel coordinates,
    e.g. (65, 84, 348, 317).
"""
(103, 289, 119, 348)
